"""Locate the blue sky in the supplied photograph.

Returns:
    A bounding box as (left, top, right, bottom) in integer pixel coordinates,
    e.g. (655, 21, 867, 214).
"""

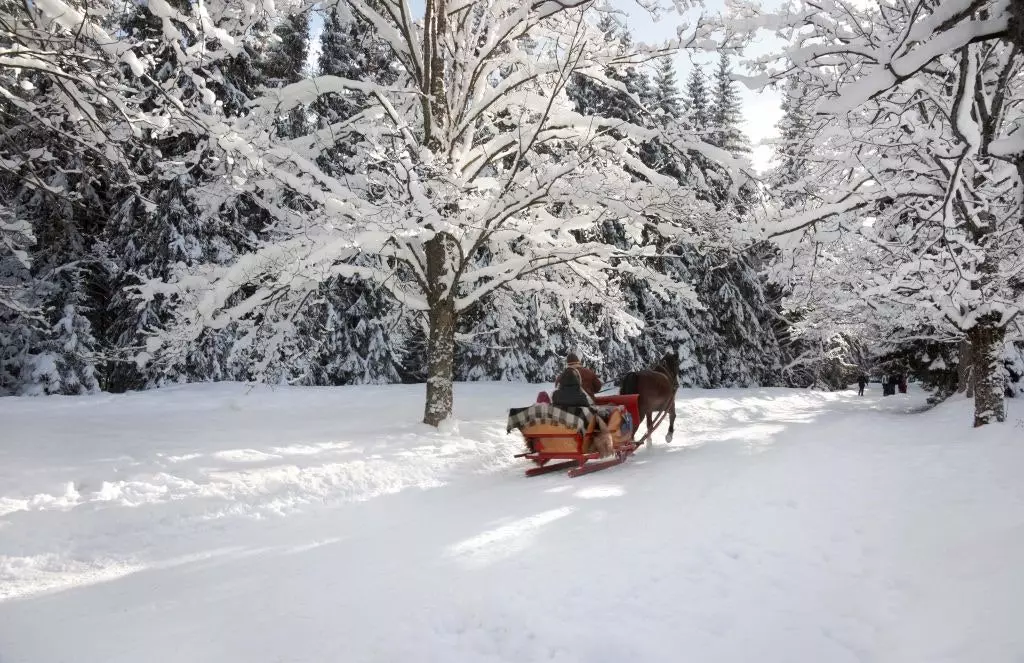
(309, 0, 783, 170)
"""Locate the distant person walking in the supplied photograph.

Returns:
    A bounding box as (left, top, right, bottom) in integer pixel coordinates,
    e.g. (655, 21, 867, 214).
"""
(857, 375, 867, 396)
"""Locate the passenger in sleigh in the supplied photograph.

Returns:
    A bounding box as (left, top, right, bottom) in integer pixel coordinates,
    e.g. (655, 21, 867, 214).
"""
(551, 367, 615, 458)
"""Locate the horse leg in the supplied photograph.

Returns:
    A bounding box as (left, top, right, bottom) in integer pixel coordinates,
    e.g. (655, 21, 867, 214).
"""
(665, 399, 676, 444)
(645, 411, 654, 449)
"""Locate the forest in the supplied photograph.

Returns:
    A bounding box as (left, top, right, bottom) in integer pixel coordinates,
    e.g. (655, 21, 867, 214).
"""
(1, 0, 1022, 426)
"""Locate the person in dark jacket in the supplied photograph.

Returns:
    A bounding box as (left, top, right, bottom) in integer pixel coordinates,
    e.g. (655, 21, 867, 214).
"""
(552, 367, 593, 408)
(551, 367, 614, 458)
(857, 375, 867, 396)
(556, 353, 602, 398)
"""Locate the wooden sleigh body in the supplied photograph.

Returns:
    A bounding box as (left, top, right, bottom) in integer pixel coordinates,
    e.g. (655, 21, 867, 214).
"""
(513, 394, 642, 478)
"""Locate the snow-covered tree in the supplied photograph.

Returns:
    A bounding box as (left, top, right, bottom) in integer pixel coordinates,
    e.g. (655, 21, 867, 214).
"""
(746, 0, 1024, 426)
(710, 53, 751, 157)
(653, 56, 683, 120)
(145, 0, 747, 425)
(769, 77, 813, 205)
(0, 0, 279, 393)
(300, 4, 413, 385)
(684, 64, 712, 135)
(566, 16, 650, 129)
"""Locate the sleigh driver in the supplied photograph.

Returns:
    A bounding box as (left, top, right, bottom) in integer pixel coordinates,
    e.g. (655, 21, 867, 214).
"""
(550, 355, 615, 458)
(557, 353, 601, 398)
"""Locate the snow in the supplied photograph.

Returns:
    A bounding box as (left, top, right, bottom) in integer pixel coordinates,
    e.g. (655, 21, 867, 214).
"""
(990, 135, 1024, 157)
(2, 382, 1023, 662)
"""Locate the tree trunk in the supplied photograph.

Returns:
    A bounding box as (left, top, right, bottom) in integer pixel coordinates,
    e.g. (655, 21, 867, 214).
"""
(957, 337, 974, 396)
(422, 233, 457, 426)
(968, 313, 1006, 427)
(423, 296, 457, 426)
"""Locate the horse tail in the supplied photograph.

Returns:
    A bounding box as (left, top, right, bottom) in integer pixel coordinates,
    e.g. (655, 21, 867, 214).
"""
(619, 371, 639, 395)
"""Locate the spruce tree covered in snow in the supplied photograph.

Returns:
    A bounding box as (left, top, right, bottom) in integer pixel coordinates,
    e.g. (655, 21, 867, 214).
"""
(0, 190, 39, 393)
(263, 11, 312, 87)
(684, 65, 712, 136)
(710, 54, 750, 158)
(0, 0, 149, 394)
(101, 1, 286, 390)
(680, 62, 725, 198)
(0, 206, 35, 377)
(769, 77, 813, 206)
(565, 27, 785, 389)
(299, 3, 413, 386)
(652, 57, 683, 120)
(456, 289, 570, 383)
(0, 110, 115, 395)
(566, 16, 649, 129)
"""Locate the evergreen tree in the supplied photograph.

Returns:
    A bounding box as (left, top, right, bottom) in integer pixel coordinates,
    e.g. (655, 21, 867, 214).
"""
(770, 77, 814, 206)
(684, 64, 712, 135)
(653, 56, 683, 120)
(456, 290, 568, 383)
(645, 56, 687, 180)
(317, 5, 396, 121)
(99, 1, 278, 390)
(564, 27, 786, 391)
(263, 12, 311, 86)
(265, 11, 312, 139)
(566, 16, 648, 127)
(710, 53, 751, 157)
(0, 101, 114, 394)
(679, 63, 724, 199)
(281, 4, 414, 386)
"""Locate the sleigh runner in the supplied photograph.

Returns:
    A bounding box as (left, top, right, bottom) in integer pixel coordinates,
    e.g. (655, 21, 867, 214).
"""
(506, 394, 642, 478)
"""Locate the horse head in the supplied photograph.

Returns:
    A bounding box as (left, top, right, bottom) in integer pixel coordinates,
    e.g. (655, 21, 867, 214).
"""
(657, 351, 680, 386)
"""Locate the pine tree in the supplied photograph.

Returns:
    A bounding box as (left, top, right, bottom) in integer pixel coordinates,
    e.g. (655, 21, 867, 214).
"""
(265, 11, 312, 139)
(0, 108, 113, 394)
(770, 77, 814, 206)
(565, 29, 786, 392)
(263, 12, 311, 86)
(644, 56, 687, 180)
(653, 56, 683, 120)
(103, 4, 309, 390)
(679, 63, 723, 197)
(710, 53, 751, 157)
(684, 65, 712, 135)
(317, 5, 396, 121)
(567, 16, 648, 127)
(282, 4, 415, 386)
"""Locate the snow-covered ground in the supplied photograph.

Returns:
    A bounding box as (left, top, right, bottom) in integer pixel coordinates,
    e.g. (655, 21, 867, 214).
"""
(1, 382, 1022, 662)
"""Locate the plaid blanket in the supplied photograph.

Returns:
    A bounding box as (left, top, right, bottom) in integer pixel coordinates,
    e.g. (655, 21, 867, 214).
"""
(506, 404, 594, 434)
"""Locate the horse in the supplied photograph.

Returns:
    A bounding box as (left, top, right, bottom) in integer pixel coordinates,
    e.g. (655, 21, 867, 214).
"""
(618, 352, 679, 446)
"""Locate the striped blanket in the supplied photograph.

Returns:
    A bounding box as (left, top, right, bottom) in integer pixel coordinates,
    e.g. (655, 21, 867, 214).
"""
(506, 404, 594, 434)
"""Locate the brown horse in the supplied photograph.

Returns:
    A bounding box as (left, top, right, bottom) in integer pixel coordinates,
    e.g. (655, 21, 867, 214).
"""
(618, 352, 679, 446)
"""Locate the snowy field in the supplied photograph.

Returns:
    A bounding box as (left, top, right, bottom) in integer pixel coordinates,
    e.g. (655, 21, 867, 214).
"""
(1, 382, 1023, 662)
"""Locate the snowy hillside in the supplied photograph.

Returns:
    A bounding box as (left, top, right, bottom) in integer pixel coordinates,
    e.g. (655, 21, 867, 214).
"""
(2, 383, 1023, 662)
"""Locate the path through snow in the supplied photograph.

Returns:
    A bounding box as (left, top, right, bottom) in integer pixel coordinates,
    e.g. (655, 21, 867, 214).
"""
(1, 383, 1022, 662)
